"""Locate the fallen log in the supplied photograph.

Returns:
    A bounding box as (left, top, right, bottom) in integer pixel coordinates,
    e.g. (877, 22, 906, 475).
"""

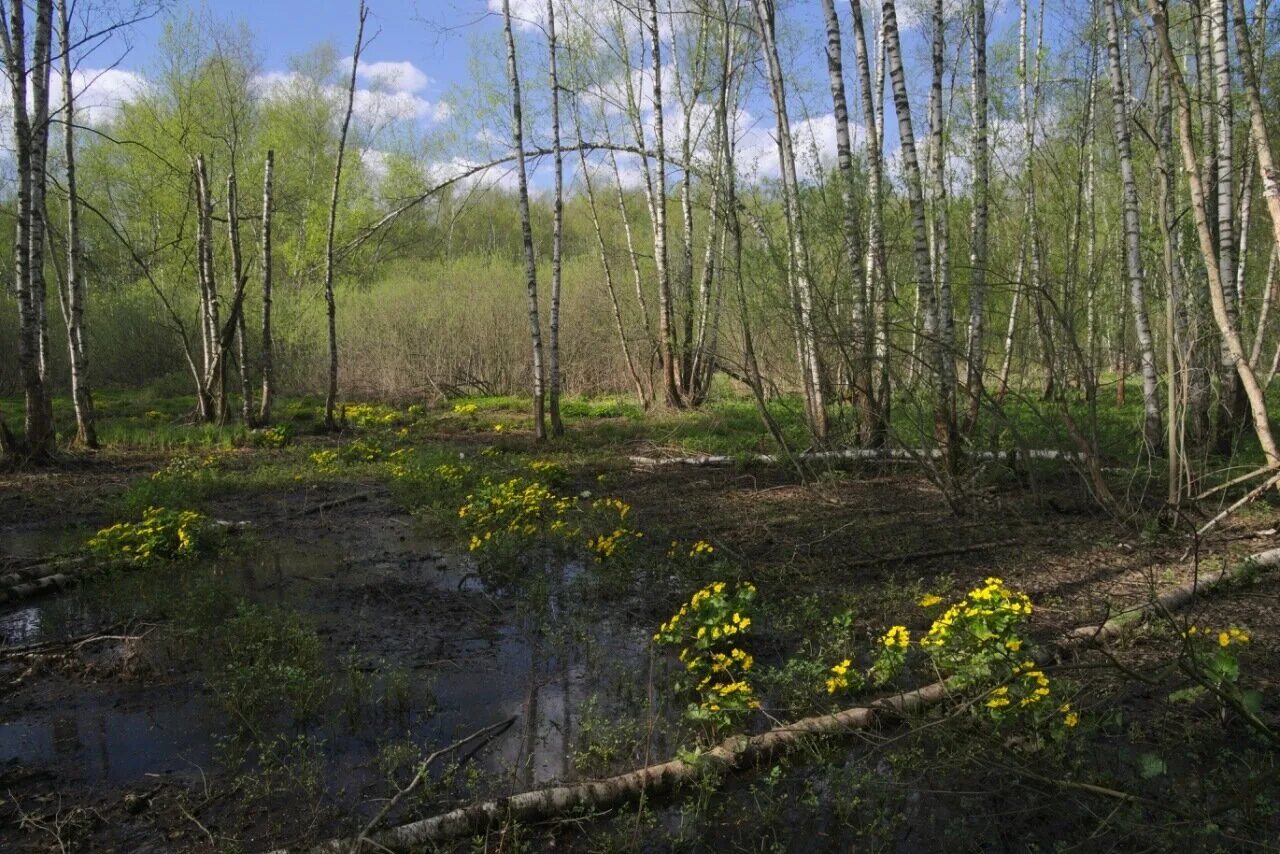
(628, 447, 1086, 469)
(296, 546, 1280, 853)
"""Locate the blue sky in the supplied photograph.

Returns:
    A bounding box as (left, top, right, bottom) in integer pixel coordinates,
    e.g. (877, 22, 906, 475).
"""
(78, 0, 1050, 192)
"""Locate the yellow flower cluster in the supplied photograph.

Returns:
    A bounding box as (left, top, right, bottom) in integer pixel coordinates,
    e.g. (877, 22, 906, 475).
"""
(827, 658, 854, 694)
(310, 449, 339, 472)
(918, 594, 943, 608)
(1014, 660, 1051, 708)
(385, 447, 416, 479)
(592, 497, 631, 520)
(1218, 627, 1250, 647)
(587, 527, 642, 561)
(340, 438, 385, 463)
(694, 610, 751, 641)
(433, 463, 471, 485)
(457, 477, 575, 551)
(1059, 703, 1079, 728)
(88, 506, 210, 564)
(919, 577, 1032, 650)
(689, 540, 715, 558)
(1184, 624, 1251, 648)
(452, 402, 478, 415)
(343, 402, 400, 428)
(653, 580, 761, 722)
(882, 625, 911, 649)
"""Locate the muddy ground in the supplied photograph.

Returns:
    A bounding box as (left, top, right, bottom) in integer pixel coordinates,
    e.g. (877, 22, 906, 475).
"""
(2, 435, 1278, 851)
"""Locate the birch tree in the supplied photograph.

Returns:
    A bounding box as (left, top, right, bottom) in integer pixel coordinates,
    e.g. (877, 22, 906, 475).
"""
(1104, 0, 1161, 449)
(323, 0, 366, 430)
(850, 0, 888, 445)
(819, 0, 872, 439)
(56, 0, 96, 448)
(883, 0, 946, 453)
(259, 150, 275, 424)
(752, 0, 828, 440)
(503, 0, 547, 439)
(547, 0, 565, 436)
(964, 0, 988, 428)
(1, 0, 57, 458)
(1147, 0, 1279, 465)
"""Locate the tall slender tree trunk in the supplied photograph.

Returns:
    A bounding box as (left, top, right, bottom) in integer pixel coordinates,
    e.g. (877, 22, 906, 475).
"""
(323, 0, 367, 430)
(1148, 0, 1280, 465)
(195, 153, 223, 421)
(965, 0, 989, 430)
(884, 0, 944, 453)
(227, 173, 252, 426)
(572, 99, 647, 407)
(753, 0, 828, 440)
(820, 0, 871, 437)
(2, 0, 55, 457)
(259, 150, 275, 424)
(546, 0, 564, 436)
(1210, 0, 1245, 449)
(56, 0, 96, 448)
(503, 0, 547, 440)
(850, 0, 888, 445)
(1105, 0, 1162, 450)
(646, 0, 682, 408)
(927, 0, 956, 453)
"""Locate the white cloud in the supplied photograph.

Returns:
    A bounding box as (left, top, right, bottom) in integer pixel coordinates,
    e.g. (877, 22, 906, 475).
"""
(254, 67, 448, 126)
(58, 67, 149, 126)
(347, 58, 430, 94)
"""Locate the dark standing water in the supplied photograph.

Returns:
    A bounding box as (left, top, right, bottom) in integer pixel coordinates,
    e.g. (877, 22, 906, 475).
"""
(0, 519, 655, 796)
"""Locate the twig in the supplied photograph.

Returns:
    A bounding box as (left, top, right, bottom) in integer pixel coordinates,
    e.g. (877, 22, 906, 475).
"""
(348, 717, 517, 853)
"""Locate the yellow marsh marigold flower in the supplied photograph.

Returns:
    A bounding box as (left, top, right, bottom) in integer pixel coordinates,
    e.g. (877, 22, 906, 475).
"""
(918, 594, 943, 608)
(882, 626, 910, 649)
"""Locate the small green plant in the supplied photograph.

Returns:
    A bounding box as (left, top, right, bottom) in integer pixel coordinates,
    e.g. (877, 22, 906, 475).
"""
(653, 580, 760, 733)
(1176, 624, 1261, 720)
(250, 423, 293, 447)
(528, 459, 569, 487)
(207, 603, 329, 732)
(342, 402, 401, 429)
(339, 437, 385, 463)
(310, 449, 339, 473)
(87, 506, 215, 564)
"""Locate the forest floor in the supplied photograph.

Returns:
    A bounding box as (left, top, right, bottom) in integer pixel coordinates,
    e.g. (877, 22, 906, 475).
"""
(1, 391, 1278, 851)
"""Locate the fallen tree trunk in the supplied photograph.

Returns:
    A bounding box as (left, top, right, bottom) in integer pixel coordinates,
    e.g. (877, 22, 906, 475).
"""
(628, 447, 1085, 469)
(297, 546, 1280, 853)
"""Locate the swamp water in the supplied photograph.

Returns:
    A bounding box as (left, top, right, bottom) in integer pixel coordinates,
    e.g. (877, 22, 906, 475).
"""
(0, 519, 656, 802)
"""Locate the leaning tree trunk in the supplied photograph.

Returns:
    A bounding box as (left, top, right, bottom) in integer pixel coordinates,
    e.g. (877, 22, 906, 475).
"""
(1147, 0, 1280, 466)
(227, 172, 252, 426)
(1230, 0, 1280, 374)
(56, 0, 96, 448)
(1105, 0, 1162, 450)
(503, 0, 547, 440)
(323, 0, 367, 430)
(965, 0, 989, 430)
(753, 0, 828, 441)
(572, 99, 647, 407)
(546, 0, 564, 436)
(259, 150, 275, 424)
